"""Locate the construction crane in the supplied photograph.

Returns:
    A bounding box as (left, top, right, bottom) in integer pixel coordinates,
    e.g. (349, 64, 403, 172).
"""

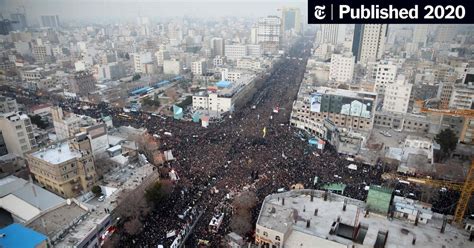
(405, 100, 474, 224)
(415, 99, 474, 118)
(454, 159, 474, 224)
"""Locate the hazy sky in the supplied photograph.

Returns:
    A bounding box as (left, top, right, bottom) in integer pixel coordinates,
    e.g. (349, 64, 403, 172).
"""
(1, 0, 307, 24)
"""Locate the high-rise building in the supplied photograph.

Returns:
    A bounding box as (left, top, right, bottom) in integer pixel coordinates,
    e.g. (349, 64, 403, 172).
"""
(257, 16, 281, 54)
(439, 82, 454, 109)
(413, 24, 429, 47)
(41, 15, 60, 28)
(382, 76, 412, 114)
(155, 49, 170, 67)
(69, 71, 96, 96)
(0, 112, 36, 157)
(374, 60, 398, 95)
(435, 24, 457, 43)
(320, 24, 339, 45)
(191, 59, 207, 76)
(132, 52, 153, 74)
(352, 24, 388, 64)
(32, 44, 49, 63)
(281, 7, 301, 34)
(329, 53, 355, 83)
(0, 19, 13, 35)
(211, 37, 225, 57)
(250, 26, 258, 44)
(10, 13, 27, 30)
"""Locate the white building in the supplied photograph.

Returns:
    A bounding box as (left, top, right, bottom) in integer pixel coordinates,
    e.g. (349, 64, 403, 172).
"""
(320, 24, 339, 45)
(313, 43, 333, 61)
(413, 24, 429, 47)
(257, 16, 281, 54)
(163, 60, 181, 75)
(132, 52, 153, 74)
(393, 196, 433, 224)
(374, 60, 398, 95)
(192, 74, 256, 116)
(155, 50, 170, 67)
(191, 59, 207, 76)
(246, 44, 262, 58)
(382, 76, 412, 114)
(52, 107, 97, 141)
(237, 58, 262, 71)
(353, 24, 388, 64)
(225, 44, 247, 60)
(329, 53, 355, 83)
(225, 71, 243, 82)
(449, 82, 474, 110)
(192, 93, 233, 114)
(213, 56, 225, 67)
(0, 112, 36, 156)
(250, 26, 258, 44)
(257, 16, 281, 43)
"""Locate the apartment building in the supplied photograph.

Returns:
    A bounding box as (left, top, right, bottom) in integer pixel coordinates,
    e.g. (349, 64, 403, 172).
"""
(329, 53, 355, 83)
(0, 112, 36, 157)
(26, 136, 97, 198)
(382, 76, 413, 114)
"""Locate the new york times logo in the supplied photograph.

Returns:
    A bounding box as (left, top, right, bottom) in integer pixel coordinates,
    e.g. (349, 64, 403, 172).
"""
(314, 5, 326, 20)
(308, 0, 473, 24)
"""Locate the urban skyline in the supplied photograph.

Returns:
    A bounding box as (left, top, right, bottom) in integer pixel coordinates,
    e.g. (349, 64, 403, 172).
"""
(0, 1, 473, 248)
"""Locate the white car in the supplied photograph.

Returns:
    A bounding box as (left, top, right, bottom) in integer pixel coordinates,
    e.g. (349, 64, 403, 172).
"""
(98, 195, 105, 202)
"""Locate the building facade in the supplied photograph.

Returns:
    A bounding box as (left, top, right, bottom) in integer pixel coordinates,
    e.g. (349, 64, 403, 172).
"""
(374, 60, 398, 95)
(0, 96, 18, 113)
(0, 112, 36, 157)
(329, 53, 355, 83)
(352, 24, 388, 64)
(26, 138, 97, 198)
(291, 87, 377, 137)
(382, 77, 413, 114)
(320, 24, 339, 45)
(69, 71, 96, 96)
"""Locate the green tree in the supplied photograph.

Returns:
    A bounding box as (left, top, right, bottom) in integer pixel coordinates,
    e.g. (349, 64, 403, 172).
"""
(435, 128, 458, 158)
(132, 74, 141, 81)
(29, 115, 48, 129)
(176, 96, 192, 108)
(145, 181, 171, 204)
(91, 185, 102, 196)
(142, 96, 160, 107)
(124, 53, 130, 60)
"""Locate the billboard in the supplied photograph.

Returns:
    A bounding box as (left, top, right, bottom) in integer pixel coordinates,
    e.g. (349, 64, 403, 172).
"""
(316, 93, 375, 118)
(340, 99, 372, 118)
(310, 93, 322, 112)
(173, 105, 183, 120)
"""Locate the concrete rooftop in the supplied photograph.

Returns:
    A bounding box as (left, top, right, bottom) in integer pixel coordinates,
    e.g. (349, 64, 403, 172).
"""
(257, 190, 471, 248)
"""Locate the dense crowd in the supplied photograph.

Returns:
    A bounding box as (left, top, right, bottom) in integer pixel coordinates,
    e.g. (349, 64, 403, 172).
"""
(3, 37, 462, 248)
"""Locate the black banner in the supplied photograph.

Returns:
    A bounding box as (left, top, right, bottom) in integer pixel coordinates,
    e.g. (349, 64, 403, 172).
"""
(308, 0, 474, 23)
